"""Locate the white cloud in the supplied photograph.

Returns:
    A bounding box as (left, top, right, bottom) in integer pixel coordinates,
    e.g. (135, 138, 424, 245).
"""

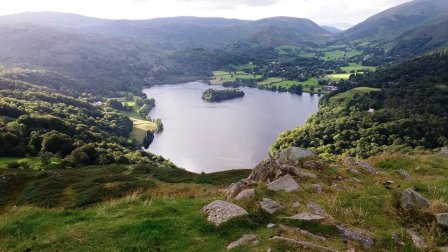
(0, 0, 413, 28)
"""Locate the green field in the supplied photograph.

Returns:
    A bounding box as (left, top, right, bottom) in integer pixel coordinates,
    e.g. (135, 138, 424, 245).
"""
(341, 63, 376, 73)
(211, 71, 261, 84)
(230, 64, 256, 71)
(330, 87, 381, 104)
(321, 50, 362, 60)
(324, 73, 352, 81)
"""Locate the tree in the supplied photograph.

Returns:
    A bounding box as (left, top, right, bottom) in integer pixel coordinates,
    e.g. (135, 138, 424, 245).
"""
(40, 152, 53, 167)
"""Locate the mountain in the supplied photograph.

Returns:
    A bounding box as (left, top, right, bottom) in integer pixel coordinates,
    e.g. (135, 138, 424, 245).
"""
(0, 12, 333, 49)
(321, 25, 343, 34)
(342, 0, 448, 42)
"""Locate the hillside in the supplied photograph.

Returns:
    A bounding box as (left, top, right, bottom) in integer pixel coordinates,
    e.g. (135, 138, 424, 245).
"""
(342, 0, 448, 42)
(272, 50, 448, 158)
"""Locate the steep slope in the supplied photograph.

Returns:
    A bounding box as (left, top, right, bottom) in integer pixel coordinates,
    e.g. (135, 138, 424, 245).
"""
(343, 0, 448, 42)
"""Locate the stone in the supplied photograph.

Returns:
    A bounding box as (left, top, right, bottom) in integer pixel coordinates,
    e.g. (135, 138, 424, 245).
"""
(247, 158, 282, 182)
(312, 184, 323, 193)
(275, 147, 316, 166)
(345, 158, 378, 174)
(399, 188, 431, 210)
(307, 201, 330, 217)
(287, 212, 326, 221)
(267, 223, 277, 228)
(357, 162, 378, 174)
(270, 236, 340, 252)
(281, 165, 318, 179)
(267, 174, 300, 192)
(202, 200, 248, 226)
(278, 225, 327, 241)
(292, 201, 301, 208)
(234, 189, 256, 201)
(436, 213, 448, 227)
(259, 198, 285, 214)
(226, 234, 258, 250)
(407, 229, 427, 250)
(440, 147, 448, 156)
(398, 169, 411, 180)
(226, 179, 255, 199)
(336, 225, 374, 249)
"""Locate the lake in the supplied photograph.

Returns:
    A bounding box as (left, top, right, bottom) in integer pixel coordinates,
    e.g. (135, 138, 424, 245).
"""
(143, 81, 319, 173)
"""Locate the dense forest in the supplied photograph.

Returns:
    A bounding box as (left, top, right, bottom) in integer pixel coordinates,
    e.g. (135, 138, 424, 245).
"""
(0, 77, 172, 169)
(272, 50, 448, 158)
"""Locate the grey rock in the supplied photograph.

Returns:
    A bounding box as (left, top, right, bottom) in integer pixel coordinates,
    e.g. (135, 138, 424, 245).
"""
(436, 213, 448, 227)
(247, 158, 282, 182)
(441, 147, 448, 156)
(398, 169, 411, 180)
(259, 198, 285, 214)
(226, 234, 258, 250)
(357, 162, 378, 174)
(281, 164, 318, 179)
(292, 201, 301, 208)
(399, 188, 431, 210)
(270, 236, 341, 252)
(267, 174, 300, 192)
(275, 147, 316, 166)
(267, 223, 277, 228)
(312, 184, 323, 194)
(336, 225, 374, 249)
(279, 225, 327, 241)
(307, 201, 330, 217)
(345, 158, 378, 174)
(407, 229, 427, 250)
(302, 160, 326, 170)
(202, 200, 248, 226)
(234, 189, 256, 201)
(288, 212, 326, 221)
(226, 179, 255, 199)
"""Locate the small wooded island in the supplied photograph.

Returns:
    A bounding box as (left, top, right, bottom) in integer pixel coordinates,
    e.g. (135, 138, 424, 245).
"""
(201, 88, 245, 102)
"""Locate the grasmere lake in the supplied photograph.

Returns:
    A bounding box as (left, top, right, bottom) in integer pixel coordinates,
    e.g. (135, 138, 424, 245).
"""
(143, 81, 320, 173)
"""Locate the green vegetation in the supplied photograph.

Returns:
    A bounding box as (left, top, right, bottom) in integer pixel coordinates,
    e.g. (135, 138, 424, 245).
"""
(202, 89, 245, 102)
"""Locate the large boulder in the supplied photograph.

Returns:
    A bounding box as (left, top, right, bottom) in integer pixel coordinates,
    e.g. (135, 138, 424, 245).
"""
(226, 179, 255, 199)
(226, 234, 258, 250)
(247, 158, 282, 182)
(436, 213, 448, 228)
(234, 189, 256, 201)
(259, 198, 285, 214)
(202, 200, 248, 226)
(267, 174, 300, 192)
(336, 225, 374, 249)
(399, 188, 431, 210)
(275, 147, 316, 166)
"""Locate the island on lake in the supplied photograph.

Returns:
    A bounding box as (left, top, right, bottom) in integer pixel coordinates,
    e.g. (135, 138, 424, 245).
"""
(201, 88, 245, 102)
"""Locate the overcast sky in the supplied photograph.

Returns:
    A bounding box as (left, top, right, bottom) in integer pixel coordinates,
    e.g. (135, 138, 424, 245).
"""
(1, 0, 412, 29)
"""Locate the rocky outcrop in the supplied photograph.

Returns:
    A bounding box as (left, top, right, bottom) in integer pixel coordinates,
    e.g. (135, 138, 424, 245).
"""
(336, 225, 375, 249)
(202, 200, 248, 226)
(436, 213, 448, 228)
(226, 234, 258, 250)
(307, 201, 330, 217)
(234, 189, 256, 201)
(275, 147, 316, 166)
(270, 236, 340, 252)
(267, 174, 300, 192)
(226, 179, 254, 199)
(288, 212, 326, 221)
(259, 198, 285, 214)
(407, 229, 427, 250)
(247, 158, 281, 182)
(399, 188, 431, 210)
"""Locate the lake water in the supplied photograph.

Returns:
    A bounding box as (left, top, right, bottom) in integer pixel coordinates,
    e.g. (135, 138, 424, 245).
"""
(143, 81, 319, 173)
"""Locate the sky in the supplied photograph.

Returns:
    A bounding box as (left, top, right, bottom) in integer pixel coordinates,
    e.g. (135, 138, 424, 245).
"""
(0, 0, 412, 29)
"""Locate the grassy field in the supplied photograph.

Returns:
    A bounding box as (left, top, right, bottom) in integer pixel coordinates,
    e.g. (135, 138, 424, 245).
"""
(129, 117, 158, 143)
(210, 71, 261, 85)
(323, 73, 352, 81)
(341, 63, 376, 73)
(0, 157, 41, 169)
(231, 64, 256, 71)
(321, 50, 362, 60)
(1, 153, 447, 251)
(330, 87, 381, 104)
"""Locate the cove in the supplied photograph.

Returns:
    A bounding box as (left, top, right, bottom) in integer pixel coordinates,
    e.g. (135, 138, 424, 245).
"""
(143, 81, 319, 173)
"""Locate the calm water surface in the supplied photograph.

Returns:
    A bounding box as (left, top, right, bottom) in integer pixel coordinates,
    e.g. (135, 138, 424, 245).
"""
(143, 81, 319, 173)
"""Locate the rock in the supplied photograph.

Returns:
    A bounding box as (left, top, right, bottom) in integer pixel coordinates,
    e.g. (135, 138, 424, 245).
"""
(407, 229, 427, 250)
(202, 200, 248, 226)
(436, 213, 448, 227)
(267, 174, 300, 192)
(281, 165, 318, 179)
(226, 179, 255, 199)
(247, 158, 282, 182)
(307, 201, 330, 217)
(336, 225, 374, 249)
(345, 158, 378, 174)
(357, 162, 378, 174)
(275, 147, 316, 166)
(270, 236, 340, 252)
(234, 189, 256, 201)
(302, 160, 326, 170)
(226, 234, 258, 250)
(398, 169, 411, 180)
(399, 188, 431, 210)
(288, 212, 326, 221)
(259, 198, 285, 214)
(440, 147, 448, 156)
(267, 223, 277, 228)
(292, 201, 301, 208)
(279, 225, 327, 241)
(312, 184, 323, 194)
